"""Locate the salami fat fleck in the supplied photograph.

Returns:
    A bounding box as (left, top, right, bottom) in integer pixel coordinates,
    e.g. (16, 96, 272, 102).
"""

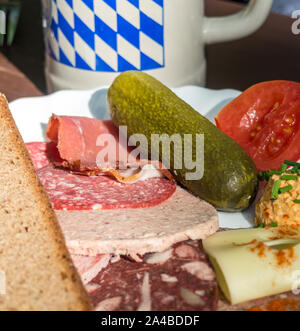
(26, 142, 50, 170)
(88, 241, 218, 311)
(37, 165, 176, 211)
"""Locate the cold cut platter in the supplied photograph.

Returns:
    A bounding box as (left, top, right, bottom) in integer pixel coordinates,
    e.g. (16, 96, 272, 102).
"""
(8, 74, 300, 311)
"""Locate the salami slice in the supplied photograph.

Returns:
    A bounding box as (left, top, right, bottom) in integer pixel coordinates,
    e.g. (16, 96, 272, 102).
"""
(37, 165, 176, 211)
(26, 142, 50, 170)
(88, 241, 218, 311)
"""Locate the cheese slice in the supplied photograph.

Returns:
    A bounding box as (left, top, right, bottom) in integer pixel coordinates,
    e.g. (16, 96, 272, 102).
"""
(203, 227, 300, 305)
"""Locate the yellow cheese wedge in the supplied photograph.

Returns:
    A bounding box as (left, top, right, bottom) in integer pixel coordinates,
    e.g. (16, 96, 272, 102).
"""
(202, 227, 300, 305)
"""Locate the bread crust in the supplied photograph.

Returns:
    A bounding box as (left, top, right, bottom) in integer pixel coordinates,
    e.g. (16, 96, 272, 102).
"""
(0, 94, 92, 310)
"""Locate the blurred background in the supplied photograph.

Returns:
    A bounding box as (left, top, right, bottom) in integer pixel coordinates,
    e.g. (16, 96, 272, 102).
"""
(1, 0, 299, 94)
(233, 0, 299, 16)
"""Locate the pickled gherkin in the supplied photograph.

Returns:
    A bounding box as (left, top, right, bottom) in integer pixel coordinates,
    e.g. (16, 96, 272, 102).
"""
(107, 71, 258, 212)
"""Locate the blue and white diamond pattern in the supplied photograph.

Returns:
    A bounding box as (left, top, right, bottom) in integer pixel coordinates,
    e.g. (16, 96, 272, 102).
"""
(47, 0, 165, 72)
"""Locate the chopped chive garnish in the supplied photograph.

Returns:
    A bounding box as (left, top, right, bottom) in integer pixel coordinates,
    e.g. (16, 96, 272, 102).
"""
(266, 170, 281, 181)
(270, 222, 278, 228)
(284, 160, 300, 168)
(278, 185, 293, 194)
(263, 161, 299, 184)
(280, 164, 288, 173)
(271, 180, 281, 200)
(268, 170, 282, 176)
(294, 200, 300, 204)
(281, 175, 298, 181)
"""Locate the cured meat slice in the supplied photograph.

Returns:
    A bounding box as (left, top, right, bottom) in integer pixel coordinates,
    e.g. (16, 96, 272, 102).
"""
(25, 142, 51, 170)
(45, 115, 175, 182)
(70, 254, 111, 285)
(89, 241, 218, 311)
(46, 115, 133, 170)
(37, 165, 176, 211)
(26, 141, 172, 183)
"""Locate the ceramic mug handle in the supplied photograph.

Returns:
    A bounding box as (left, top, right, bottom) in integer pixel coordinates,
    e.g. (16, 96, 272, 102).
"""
(203, 0, 273, 44)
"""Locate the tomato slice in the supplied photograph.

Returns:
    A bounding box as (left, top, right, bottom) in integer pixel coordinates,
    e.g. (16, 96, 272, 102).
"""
(215, 81, 300, 172)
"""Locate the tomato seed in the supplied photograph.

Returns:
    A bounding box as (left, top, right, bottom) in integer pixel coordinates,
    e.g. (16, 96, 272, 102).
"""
(285, 118, 294, 125)
(283, 127, 292, 135)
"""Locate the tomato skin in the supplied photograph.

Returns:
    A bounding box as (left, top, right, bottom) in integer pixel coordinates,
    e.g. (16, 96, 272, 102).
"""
(215, 81, 300, 172)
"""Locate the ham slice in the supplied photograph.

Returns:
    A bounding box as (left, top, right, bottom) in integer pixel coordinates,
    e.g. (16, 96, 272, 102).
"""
(46, 115, 173, 182)
(46, 115, 130, 171)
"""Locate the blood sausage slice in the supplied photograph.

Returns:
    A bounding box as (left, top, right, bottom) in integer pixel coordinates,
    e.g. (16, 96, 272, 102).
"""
(89, 241, 218, 311)
(71, 254, 111, 285)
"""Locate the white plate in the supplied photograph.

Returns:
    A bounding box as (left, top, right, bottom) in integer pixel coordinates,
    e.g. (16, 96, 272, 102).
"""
(10, 86, 258, 229)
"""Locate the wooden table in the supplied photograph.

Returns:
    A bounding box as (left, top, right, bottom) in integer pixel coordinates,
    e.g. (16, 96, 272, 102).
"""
(1, 0, 300, 101)
(0, 53, 42, 102)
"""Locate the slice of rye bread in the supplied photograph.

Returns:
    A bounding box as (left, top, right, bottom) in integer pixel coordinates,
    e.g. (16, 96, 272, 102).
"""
(56, 186, 219, 257)
(0, 94, 92, 311)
